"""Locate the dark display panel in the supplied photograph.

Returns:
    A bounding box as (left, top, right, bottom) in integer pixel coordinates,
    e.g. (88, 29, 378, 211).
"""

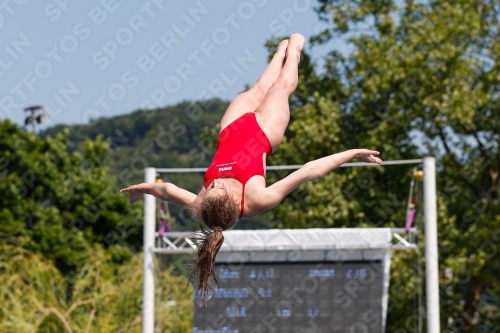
(193, 261, 384, 333)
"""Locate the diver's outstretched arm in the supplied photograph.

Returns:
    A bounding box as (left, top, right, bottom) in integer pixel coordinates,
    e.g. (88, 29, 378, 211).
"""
(306, 149, 382, 178)
(256, 149, 382, 212)
(120, 183, 197, 207)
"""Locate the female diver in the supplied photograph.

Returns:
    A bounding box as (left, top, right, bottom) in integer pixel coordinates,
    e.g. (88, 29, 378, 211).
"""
(120, 33, 382, 302)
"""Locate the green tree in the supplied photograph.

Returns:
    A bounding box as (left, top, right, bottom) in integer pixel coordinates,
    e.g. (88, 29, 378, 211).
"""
(0, 120, 194, 331)
(0, 241, 192, 332)
(0, 119, 143, 274)
(266, 0, 500, 331)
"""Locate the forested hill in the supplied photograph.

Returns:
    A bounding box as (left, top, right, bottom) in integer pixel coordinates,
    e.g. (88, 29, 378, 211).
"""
(41, 99, 228, 190)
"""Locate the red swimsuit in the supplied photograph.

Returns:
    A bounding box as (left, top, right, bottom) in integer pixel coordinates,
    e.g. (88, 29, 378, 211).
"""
(204, 113, 272, 217)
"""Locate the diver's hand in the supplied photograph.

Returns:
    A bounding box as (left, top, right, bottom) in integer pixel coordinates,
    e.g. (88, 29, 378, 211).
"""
(353, 149, 383, 164)
(120, 183, 150, 204)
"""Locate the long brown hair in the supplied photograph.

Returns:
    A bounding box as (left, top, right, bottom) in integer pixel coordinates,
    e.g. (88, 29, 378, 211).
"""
(188, 190, 239, 304)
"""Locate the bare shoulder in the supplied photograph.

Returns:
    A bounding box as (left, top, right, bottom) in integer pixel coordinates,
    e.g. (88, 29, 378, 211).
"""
(243, 165, 314, 217)
(242, 181, 279, 217)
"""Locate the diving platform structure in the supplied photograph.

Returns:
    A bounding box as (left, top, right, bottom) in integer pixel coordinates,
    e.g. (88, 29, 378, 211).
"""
(142, 158, 440, 333)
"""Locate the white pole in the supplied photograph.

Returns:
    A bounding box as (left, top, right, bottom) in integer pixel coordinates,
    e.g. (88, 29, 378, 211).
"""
(423, 157, 440, 333)
(381, 250, 391, 333)
(143, 167, 156, 333)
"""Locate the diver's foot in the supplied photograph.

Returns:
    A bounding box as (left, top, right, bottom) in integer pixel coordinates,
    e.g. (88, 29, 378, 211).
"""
(276, 39, 289, 56)
(286, 33, 305, 61)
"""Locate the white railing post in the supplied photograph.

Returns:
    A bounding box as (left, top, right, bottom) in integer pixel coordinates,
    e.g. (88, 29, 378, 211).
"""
(423, 157, 440, 333)
(143, 168, 156, 333)
(381, 250, 391, 332)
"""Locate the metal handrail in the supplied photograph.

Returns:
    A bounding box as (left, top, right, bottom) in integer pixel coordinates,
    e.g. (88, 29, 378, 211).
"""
(155, 159, 423, 173)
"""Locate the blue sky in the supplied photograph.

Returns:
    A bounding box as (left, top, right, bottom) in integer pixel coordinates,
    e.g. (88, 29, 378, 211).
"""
(0, 0, 342, 130)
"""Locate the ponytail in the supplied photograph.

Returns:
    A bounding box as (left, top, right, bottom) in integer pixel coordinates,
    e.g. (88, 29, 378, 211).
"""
(189, 225, 224, 304)
(187, 189, 239, 304)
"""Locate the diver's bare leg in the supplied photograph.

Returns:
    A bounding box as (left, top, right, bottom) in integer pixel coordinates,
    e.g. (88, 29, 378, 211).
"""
(254, 39, 289, 90)
(255, 33, 305, 151)
(219, 40, 289, 132)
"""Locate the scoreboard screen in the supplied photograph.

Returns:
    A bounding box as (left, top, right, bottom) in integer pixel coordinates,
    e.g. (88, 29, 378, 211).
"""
(193, 261, 384, 333)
